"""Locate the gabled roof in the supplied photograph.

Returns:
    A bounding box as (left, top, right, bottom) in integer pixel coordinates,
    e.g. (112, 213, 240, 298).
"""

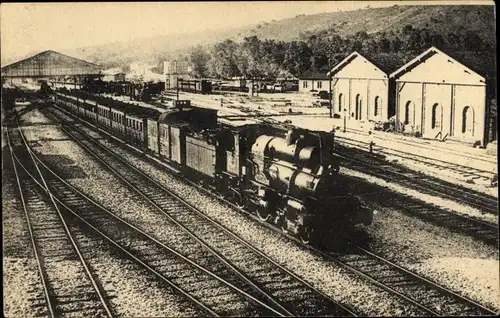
(1, 50, 102, 77)
(389, 46, 485, 81)
(299, 71, 329, 80)
(327, 51, 388, 77)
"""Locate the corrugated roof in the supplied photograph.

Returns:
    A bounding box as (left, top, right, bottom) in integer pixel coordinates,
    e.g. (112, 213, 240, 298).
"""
(1, 50, 102, 77)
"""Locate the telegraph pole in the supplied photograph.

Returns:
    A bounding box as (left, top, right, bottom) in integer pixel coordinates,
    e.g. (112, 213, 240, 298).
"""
(328, 57, 333, 118)
(175, 60, 179, 101)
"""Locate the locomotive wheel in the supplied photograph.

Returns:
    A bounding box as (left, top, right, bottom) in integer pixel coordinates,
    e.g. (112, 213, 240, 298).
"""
(281, 225, 288, 235)
(299, 228, 311, 245)
(256, 209, 271, 222)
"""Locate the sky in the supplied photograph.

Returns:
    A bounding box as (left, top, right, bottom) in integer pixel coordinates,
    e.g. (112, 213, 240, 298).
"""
(0, 1, 494, 64)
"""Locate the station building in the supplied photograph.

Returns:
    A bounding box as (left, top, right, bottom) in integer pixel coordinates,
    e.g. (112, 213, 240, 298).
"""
(327, 52, 390, 121)
(163, 60, 191, 89)
(298, 71, 329, 93)
(390, 46, 488, 146)
(1, 50, 102, 89)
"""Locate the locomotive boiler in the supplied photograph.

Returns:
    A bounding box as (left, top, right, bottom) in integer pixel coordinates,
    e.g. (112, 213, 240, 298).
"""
(245, 127, 371, 244)
(51, 88, 373, 246)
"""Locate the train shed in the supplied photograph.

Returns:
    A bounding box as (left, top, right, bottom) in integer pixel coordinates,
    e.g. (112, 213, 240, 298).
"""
(1, 50, 102, 89)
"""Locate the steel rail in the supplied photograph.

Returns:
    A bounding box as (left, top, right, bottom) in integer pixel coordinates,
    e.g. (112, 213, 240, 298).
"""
(47, 112, 297, 317)
(49, 95, 498, 316)
(336, 130, 497, 165)
(336, 136, 496, 178)
(337, 153, 499, 225)
(49, 96, 357, 317)
(49, 103, 358, 317)
(5, 130, 55, 318)
(12, 122, 115, 318)
(349, 244, 498, 316)
(14, 121, 285, 317)
(10, 152, 219, 317)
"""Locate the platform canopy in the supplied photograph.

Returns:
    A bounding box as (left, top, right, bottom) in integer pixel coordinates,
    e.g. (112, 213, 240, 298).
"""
(1, 50, 102, 78)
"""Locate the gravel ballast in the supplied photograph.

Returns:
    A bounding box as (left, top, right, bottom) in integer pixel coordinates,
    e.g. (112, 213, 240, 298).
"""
(3, 136, 48, 318)
(39, 110, 434, 315)
(14, 110, 204, 317)
(67, 219, 204, 317)
(341, 167, 498, 224)
(37, 106, 500, 314)
(364, 206, 499, 310)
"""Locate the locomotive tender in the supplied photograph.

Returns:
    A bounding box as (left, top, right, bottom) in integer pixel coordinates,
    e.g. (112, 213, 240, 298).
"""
(52, 88, 373, 244)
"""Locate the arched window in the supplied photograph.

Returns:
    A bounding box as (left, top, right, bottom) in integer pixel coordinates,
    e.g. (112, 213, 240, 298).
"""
(404, 101, 411, 124)
(462, 106, 474, 135)
(355, 94, 361, 120)
(374, 96, 380, 116)
(431, 103, 441, 129)
(338, 93, 343, 112)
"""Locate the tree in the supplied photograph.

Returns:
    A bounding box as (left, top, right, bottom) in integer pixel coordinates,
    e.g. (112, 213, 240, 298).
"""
(463, 31, 483, 50)
(390, 37, 402, 52)
(189, 45, 211, 78)
(210, 40, 240, 78)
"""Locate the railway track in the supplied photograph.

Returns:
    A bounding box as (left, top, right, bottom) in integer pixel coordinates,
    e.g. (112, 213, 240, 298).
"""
(6, 129, 113, 318)
(335, 143, 498, 216)
(326, 244, 497, 316)
(336, 136, 495, 182)
(11, 119, 290, 317)
(340, 128, 497, 165)
(341, 172, 498, 246)
(39, 106, 356, 316)
(45, 102, 499, 316)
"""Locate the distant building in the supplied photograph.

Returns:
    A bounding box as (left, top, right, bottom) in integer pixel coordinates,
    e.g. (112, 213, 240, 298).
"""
(114, 72, 126, 82)
(163, 60, 191, 89)
(1, 50, 102, 87)
(327, 51, 389, 121)
(390, 46, 488, 146)
(298, 71, 329, 93)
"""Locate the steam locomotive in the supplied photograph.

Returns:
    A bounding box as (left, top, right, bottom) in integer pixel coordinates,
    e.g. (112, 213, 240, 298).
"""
(52, 88, 373, 245)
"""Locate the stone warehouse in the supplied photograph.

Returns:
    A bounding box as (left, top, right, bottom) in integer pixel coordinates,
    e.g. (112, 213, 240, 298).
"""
(390, 46, 487, 146)
(327, 52, 390, 122)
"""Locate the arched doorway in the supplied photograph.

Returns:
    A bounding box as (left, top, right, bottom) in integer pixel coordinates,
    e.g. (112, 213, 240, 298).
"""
(374, 96, 380, 116)
(355, 94, 362, 120)
(431, 103, 442, 130)
(338, 93, 343, 112)
(404, 101, 413, 125)
(462, 106, 474, 135)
